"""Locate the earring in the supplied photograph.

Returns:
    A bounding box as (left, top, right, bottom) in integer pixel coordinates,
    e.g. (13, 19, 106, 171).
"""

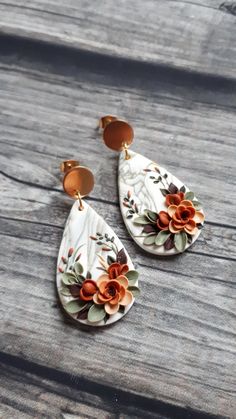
(100, 116, 205, 255)
(57, 160, 140, 327)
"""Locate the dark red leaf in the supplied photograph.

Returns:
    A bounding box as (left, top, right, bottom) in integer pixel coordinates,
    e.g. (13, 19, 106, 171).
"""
(164, 234, 175, 250)
(169, 183, 178, 194)
(143, 224, 157, 234)
(69, 284, 81, 297)
(117, 248, 128, 264)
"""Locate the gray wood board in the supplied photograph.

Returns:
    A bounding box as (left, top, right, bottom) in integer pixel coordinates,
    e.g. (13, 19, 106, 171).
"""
(0, 0, 236, 79)
(0, 361, 169, 419)
(0, 41, 236, 418)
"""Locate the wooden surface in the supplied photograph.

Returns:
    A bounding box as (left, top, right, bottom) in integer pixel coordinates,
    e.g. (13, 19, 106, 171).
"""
(0, 2, 236, 418)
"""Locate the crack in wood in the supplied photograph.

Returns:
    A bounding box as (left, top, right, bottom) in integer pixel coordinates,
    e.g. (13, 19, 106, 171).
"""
(219, 2, 236, 15)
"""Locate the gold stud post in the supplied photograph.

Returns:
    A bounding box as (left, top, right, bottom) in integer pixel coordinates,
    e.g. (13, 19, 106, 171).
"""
(60, 160, 94, 211)
(123, 143, 131, 160)
(75, 191, 84, 211)
(60, 160, 79, 174)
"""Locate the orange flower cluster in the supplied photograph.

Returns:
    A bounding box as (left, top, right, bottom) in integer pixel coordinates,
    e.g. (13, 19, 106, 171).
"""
(157, 193, 204, 235)
(79, 262, 133, 315)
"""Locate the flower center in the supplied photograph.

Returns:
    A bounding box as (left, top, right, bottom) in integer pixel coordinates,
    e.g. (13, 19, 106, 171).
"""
(107, 286, 116, 297)
(181, 210, 190, 220)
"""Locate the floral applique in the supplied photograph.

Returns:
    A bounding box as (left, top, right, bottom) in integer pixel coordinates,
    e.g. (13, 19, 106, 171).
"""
(58, 235, 140, 324)
(123, 166, 204, 253)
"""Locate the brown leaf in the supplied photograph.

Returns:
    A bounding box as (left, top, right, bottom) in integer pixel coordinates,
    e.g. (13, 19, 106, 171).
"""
(169, 183, 178, 194)
(164, 234, 175, 250)
(117, 248, 128, 264)
(143, 224, 157, 234)
(69, 284, 81, 297)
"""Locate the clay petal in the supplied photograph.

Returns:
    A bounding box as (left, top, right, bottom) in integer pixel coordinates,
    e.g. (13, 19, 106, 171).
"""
(186, 206, 196, 218)
(184, 225, 198, 236)
(167, 205, 177, 217)
(119, 285, 126, 300)
(157, 220, 169, 231)
(105, 302, 120, 315)
(179, 192, 185, 201)
(115, 275, 129, 288)
(194, 211, 205, 223)
(96, 292, 111, 303)
(97, 274, 109, 286)
(159, 211, 170, 225)
(93, 293, 104, 305)
(180, 200, 193, 207)
(172, 213, 186, 224)
(98, 281, 109, 294)
(120, 290, 133, 306)
(109, 294, 120, 305)
(120, 264, 129, 275)
(169, 220, 183, 233)
(79, 288, 93, 301)
(184, 219, 197, 235)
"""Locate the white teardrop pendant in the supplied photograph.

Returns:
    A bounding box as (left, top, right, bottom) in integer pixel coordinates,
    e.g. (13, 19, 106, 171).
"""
(57, 201, 139, 327)
(119, 151, 205, 255)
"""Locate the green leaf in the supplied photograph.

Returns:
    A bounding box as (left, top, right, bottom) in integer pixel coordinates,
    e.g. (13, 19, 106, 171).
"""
(143, 234, 156, 245)
(192, 200, 202, 210)
(155, 231, 171, 246)
(174, 231, 188, 252)
(118, 305, 125, 314)
(185, 191, 195, 201)
(73, 262, 84, 275)
(160, 188, 170, 196)
(75, 274, 86, 284)
(65, 300, 87, 314)
(134, 215, 149, 225)
(61, 272, 77, 285)
(107, 255, 116, 265)
(126, 270, 139, 285)
(87, 305, 106, 323)
(144, 209, 158, 223)
(128, 286, 140, 298)
(59, 287, 72, 296)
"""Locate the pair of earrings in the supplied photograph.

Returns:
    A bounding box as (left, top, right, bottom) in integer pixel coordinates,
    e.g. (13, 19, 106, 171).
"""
(57, 116, 205, 327)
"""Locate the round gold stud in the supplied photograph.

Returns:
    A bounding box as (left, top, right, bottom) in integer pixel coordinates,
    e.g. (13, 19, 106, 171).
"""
(63, 166, 94, 199)
(103, 120, 134, 151)
(60, 160, 79, 174)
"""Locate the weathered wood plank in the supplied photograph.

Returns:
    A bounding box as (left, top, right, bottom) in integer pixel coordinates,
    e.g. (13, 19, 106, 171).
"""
(0, 215, 235, 417)
(0, 0, 236, 79)
(0, 38, 236, 418)
(0, 362, 168, 419)
(0, 44, 235, 227)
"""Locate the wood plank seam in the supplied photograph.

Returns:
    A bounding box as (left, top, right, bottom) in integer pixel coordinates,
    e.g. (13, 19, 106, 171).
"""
(0, 352, 227, 419)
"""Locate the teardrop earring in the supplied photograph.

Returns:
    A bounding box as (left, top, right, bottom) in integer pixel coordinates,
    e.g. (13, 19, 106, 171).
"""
(57, 159, 140, 327)
(99, 116, 205, 255)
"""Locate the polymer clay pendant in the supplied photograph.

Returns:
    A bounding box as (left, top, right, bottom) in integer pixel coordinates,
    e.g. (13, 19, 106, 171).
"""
(57, 160, 139, 327)
(100, 116, 205, 255)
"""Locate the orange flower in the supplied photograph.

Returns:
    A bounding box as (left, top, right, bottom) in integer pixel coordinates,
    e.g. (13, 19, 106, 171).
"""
(157, 211, 171, 231)
(93, 275, 133, 315)
(167, 200, 204, 235)
(165, 192, 185, 206)
(108, 262, 129, 279)
(79, 279, 98, 301)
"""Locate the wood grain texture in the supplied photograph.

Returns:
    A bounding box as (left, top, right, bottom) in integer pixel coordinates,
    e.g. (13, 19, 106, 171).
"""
(0, 362, 168, 419)
(0, 0, 236, 79)
(0, 39, 236, 418)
